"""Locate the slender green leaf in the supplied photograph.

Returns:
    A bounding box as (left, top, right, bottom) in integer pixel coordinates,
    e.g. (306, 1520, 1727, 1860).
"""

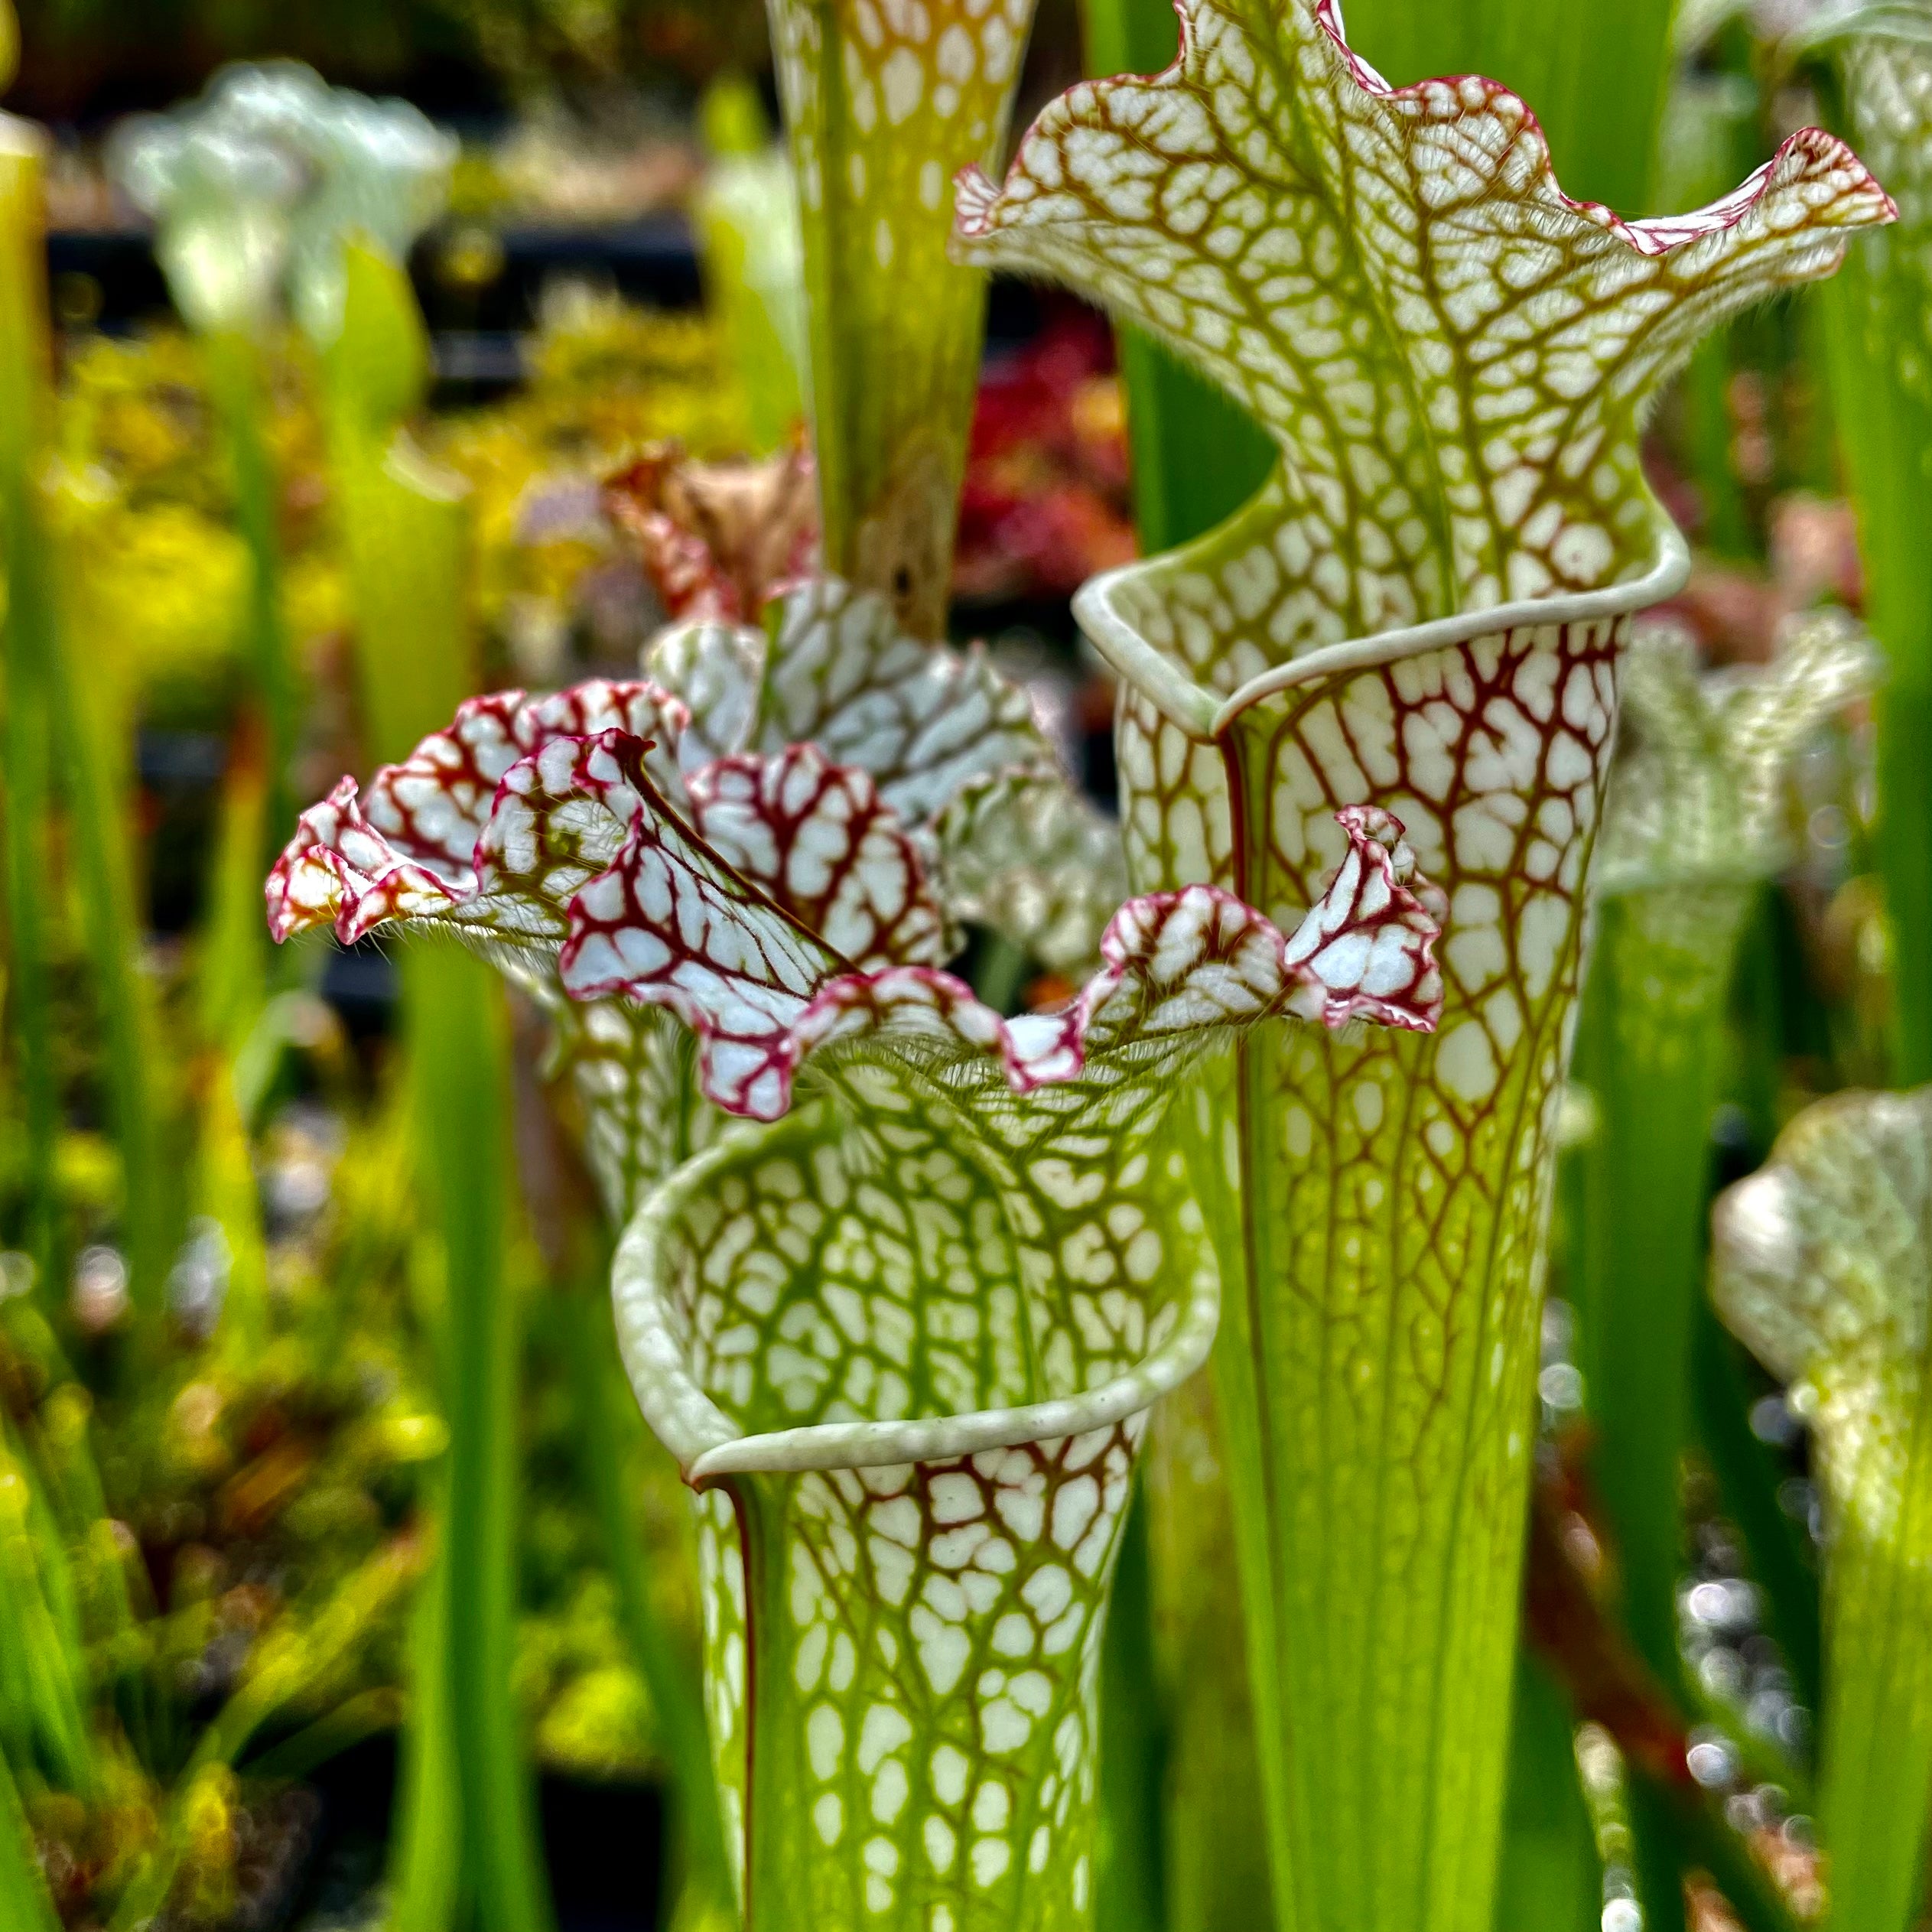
(388, 1507, 463, 1932)
(411, 955, 555, 1932)
(1816, 24, 1932, 1085)
(1335, 0, 1678, 213)
(694, 79, 807, 457)
(0, 123, 57, 1299)
(0, 1436, 90, 1794)
(558, 1279, 731, 1913)
(1492, 1657, 1596, 1932)
(324, 240, 434, 460)
(1094, 1485, 1163, 1932)
(45, 571, 169, 1319)
(192, 743, 275, 1355)
(238, 1688, 405, 1784)
(198, 734, 272, 1056)
(769, 0, 1040, 633)
(1, 113, 166, 1317)
(200, 330, 298, 859)
(0, 1740, 60, 1932)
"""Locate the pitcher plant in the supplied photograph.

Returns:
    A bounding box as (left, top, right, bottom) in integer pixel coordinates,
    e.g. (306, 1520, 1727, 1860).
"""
(268, 553, 1448, 1927)
(1712, 1086, 1932, 1932)
(951, 3, 1892, 1926)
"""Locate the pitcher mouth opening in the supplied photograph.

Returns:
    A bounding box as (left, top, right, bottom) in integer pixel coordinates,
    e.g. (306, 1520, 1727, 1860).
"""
(1072, 517, 1693, 741)
(611, 1118, 1222, 1488)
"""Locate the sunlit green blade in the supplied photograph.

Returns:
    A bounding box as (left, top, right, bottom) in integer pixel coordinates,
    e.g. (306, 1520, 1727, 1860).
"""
(1570, 890, 1745, 1682)
(1335, 0, 1678, 213)
(1816, 1451, 1932, 1932)
(198, 737, 270, 1055)
(47, 581, 169, 1318)
(389, 1494, 463, 1932)
(0, 1740, 60, 1932)
(0, 1433, 92, 1794)
(328, 249, 469, 770)
(193, 747, 273, 1352)
(238, 1687, 406, 1784)
(0, 113, 167, 1317)
(0, 121, 58, 1300)
(695, 79, 808, 457)
(200, 329, 298, 858)
(1491, 1658, 1596, 1932)
(411, 956, 556, 1932)
(557, 1275, 733, 1911)
(1818, 29, 1932, 1085)
(337, 437, 473, 763)
(327, 247, 555, 1932)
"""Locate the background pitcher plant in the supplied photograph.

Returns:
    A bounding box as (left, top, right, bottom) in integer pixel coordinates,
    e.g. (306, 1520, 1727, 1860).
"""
(1573, 611, 1879, 1695)
(1712, 1088, 1932, 1932)
(768, 0, 1039, 634)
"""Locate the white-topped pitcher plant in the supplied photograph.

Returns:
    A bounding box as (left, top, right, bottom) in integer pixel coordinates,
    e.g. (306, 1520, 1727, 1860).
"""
(950, 2, 1892, 1927)
(108, 63, 456, 849)
(268, 570, 1447, 1929)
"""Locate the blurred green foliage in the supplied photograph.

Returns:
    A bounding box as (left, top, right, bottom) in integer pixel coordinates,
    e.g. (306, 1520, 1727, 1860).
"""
(0, 245, 752, 1928)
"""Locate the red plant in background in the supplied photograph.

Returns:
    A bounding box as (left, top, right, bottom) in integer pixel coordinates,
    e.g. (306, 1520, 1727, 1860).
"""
(953, 303, 1137, 604)
(603, 440, 818, 622)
